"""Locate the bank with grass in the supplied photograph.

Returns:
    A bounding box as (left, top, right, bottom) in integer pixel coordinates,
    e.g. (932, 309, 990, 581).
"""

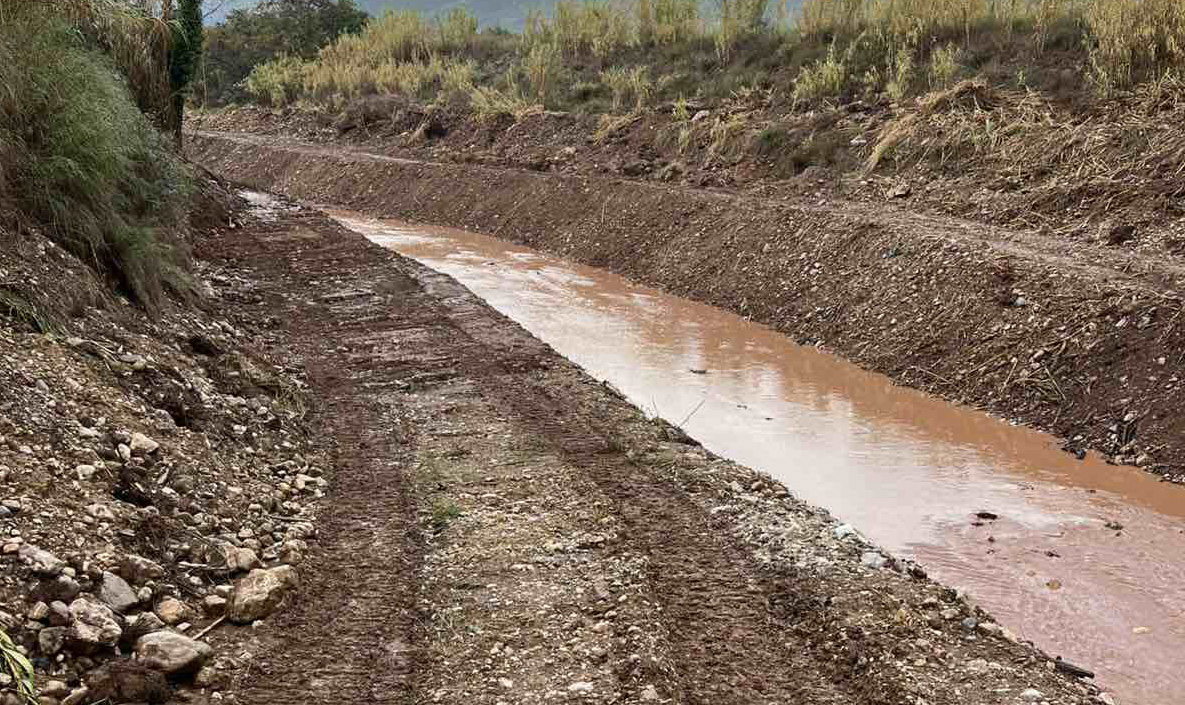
(0, 4, 328, 705)
(187, 0, 1185, 485)
(236, 0, 1185, 114)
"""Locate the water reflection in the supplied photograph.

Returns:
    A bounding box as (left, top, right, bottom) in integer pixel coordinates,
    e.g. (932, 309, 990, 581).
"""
(334, 212, 1185, 705)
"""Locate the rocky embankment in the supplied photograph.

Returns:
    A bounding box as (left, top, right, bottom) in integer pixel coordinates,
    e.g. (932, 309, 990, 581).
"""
(0, 189, 323, 704)
(189, 129, 1185, 484)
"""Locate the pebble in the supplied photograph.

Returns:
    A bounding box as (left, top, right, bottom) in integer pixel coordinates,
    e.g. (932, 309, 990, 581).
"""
(86, 503, 116, 522)
(861, 551, 887, 569)
(34, 575, 80, 604)
(156, 597, 192, 626)
(228, 566, 299, 623)
(38, 628, 66, 656)
(129, 432, 159, 455)
(98, 571, 139, 613)
(832, 524, 856, 540)
(121, 554, 166, 584)
(67, 598, 121, 646)
(19, 545, 64, 576)
(46, 601, 70, 627)
(135, 631, 213, 674)
(966, 658, 988, 673)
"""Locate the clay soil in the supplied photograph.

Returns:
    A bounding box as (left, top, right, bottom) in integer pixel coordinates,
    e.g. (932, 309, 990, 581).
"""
(188, 125, 1185, 485)
(194, 193, 1101, 704)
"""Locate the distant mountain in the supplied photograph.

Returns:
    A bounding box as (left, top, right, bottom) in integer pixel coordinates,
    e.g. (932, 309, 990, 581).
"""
(205, 0, 534, 30)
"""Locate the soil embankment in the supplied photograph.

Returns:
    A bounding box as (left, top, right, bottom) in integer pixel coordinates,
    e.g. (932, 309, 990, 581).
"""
(190, 129, 1185, 482)
(0, 185, 325, 704)
(195, 193, 1098, 704)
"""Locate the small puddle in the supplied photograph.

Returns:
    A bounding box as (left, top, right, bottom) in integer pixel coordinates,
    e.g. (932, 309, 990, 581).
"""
(334, 212, 1185, 704)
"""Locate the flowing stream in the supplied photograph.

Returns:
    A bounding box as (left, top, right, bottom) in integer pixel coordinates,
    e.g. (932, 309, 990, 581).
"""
(333, 210, 1185, 705)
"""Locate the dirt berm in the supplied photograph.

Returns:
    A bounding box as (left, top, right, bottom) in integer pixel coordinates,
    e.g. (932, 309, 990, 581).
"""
(190, 129, 1185, 481)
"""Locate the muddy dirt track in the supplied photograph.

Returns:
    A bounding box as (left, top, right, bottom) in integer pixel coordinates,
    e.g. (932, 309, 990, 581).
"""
(189, 129, 1185, 485)
(192, 195, 1101, 704)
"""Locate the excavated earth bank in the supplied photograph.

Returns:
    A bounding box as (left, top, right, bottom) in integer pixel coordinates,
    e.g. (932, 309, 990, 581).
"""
(194, 193, 1099, 704)
(190, 130, 1185, 482)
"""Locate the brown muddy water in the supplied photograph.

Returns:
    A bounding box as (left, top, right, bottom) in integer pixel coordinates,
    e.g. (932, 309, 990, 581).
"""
(333, 211, 1185, 705)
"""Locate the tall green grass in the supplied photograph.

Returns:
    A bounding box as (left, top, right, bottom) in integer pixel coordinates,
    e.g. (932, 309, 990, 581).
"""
(243, 0, 1185, 115)
(1, 6, 192, 309)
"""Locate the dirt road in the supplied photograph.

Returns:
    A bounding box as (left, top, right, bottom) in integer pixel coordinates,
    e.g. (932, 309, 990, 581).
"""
(192, 195, 1100, 704)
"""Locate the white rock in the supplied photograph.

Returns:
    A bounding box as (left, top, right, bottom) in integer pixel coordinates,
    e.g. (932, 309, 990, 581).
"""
(68, 598, 122, 646)
(129, 432, 159, 455)
(135, 631, 212, 674)
(121, 554, 165, 584)
(222, 545, 262, 573)
(861, 551, 887, 569)
(86, 503, 117, 522)
(228, 566, 299, 623)
(18, 545, 64, 576)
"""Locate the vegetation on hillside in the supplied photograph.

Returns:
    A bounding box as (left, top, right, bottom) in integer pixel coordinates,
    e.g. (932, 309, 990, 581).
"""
(240, 0, 1185, 118)
(200, 0, 368, 105)
(0, 0, 198, 310)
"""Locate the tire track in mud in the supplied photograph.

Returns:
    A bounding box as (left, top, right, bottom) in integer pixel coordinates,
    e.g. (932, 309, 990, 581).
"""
(197, 199, 1092, 705)
(405, 267, 890, 704)
(209, 207, 861, 704)
(203, 213, 436, 704)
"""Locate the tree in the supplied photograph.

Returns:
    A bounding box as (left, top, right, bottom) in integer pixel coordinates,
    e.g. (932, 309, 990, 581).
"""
(199, 0, 367, 106)
(169, 0, 204, 146)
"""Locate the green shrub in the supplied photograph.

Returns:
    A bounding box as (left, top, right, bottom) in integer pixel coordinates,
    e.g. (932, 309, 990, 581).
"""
(793, 41, 851, 104)
(245, 53, 308, 105)
(601, 65, 654, 112)
(199, 0, 367, 106)
(0, 9, 191, 308)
